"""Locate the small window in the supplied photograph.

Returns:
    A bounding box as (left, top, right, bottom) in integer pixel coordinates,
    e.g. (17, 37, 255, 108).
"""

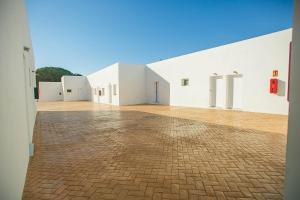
(181, 79, 189, 86)
(113, 84, 117, 95)
(59, 92, 62, 95)
(102, 88, 105, 96)
(98, 90, 101, 96)
(67, 89, 72, 93)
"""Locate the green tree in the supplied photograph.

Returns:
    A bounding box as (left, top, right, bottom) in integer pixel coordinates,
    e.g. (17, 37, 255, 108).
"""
(36, 66, 81, 82)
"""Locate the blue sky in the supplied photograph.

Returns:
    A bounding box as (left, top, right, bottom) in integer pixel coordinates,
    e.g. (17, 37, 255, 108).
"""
(26, 0, 293, 75)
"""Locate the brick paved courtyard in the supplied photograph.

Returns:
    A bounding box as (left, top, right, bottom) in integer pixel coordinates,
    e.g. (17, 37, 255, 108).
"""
(23, 102, 287, 200)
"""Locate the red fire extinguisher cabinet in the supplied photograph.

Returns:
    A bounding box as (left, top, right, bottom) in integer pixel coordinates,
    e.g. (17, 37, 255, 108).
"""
(270, 78, 278, 94)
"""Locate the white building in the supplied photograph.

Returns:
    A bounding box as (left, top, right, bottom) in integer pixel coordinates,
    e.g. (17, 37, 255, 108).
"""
(0, 0, 37, 199)
(87, 63, 146, 105)
(40, 28, 292, 115)
(146, 28, 292, 115)
(1, 0, 300, 198)
(39, 82, 63, 101)
(61, 76, 90, 101)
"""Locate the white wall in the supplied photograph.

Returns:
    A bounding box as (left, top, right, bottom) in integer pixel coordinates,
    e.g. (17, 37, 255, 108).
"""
(284, 1, 300, 198)
(62, 76, 90, 101)
(39, 82, 63, 101)
(86, 63, 147, 106)
(37, 29, 292, 115)
(146, 67, 170, 105)
(0, 0, 36, 199)
(87, 63, 120, 105)
(119, 63, 147, 105)
(146, 29, 292, 114)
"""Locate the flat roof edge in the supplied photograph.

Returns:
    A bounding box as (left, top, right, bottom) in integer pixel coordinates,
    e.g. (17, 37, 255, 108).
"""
(147, 28, 292, 65)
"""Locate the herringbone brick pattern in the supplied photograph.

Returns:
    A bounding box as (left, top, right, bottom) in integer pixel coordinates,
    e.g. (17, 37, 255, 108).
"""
(23, 102, 286, 200)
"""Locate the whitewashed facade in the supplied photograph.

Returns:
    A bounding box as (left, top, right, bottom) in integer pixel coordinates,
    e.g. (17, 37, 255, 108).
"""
(40, 29, 292, 115)
(61, 76, 90, 101)
(87, 63, 120, 105)
(146, 29, 292, 114)
(0, 0, 37, 199)
(39, 82, 63, 101)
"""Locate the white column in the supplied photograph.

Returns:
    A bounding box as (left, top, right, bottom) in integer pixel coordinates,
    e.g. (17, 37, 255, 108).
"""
(224, 75, 233, 109)
(284, 0, 300, 198)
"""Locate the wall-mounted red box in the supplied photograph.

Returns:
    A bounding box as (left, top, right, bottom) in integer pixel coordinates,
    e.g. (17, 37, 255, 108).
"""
(270, 78, 278, 94)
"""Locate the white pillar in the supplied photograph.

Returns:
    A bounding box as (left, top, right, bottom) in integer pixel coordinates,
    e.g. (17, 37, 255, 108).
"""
(284, 0, 300, 199)
(224, 75, 233, 109)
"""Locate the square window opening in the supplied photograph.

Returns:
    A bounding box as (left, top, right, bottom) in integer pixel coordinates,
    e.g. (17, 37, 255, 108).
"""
(181, 79, 189, 86)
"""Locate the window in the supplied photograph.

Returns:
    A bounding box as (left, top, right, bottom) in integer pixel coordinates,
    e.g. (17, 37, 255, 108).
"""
(113, 84, 117, 95)
(98, 90, 101, 96)
(102, 88, 105, 96)
(181, 79, 189, 86)
(67, 89, 72, 93)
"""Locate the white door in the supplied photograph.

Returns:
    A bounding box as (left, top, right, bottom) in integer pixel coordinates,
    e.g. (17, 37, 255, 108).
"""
(216, 78, 224, 108)
(77, 88, 85, 101)
(108, 84, 112, 104)
(233, 77, 243, 109)
(154, 81, 159, 103)
(22, 53, 31, 143)
(209, 77, 216, 107)
(23, 51, 35, 155)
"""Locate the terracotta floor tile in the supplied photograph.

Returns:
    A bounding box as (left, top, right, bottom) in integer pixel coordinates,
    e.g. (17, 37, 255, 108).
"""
(23, 102, 287, 200)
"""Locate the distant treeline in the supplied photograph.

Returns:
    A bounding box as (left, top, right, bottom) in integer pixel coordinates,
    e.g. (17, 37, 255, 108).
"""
(36, 66, 81, 82)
